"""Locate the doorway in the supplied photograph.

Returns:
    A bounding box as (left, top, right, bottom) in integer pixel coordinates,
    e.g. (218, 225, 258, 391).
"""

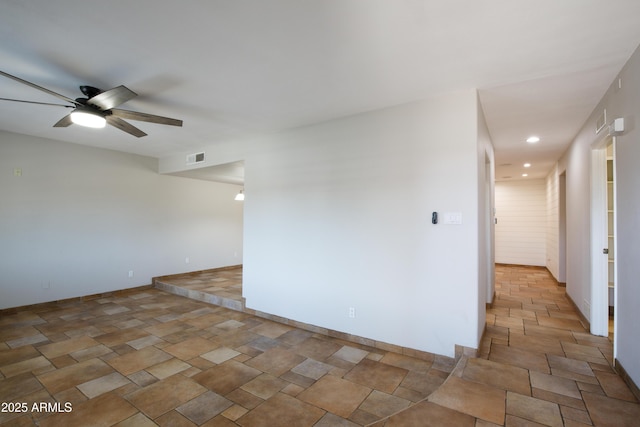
(605, 143, 615, 338)
(558, 172, 566, 284)
(590, 136, 616, 340)
(485, 154, 495, 304)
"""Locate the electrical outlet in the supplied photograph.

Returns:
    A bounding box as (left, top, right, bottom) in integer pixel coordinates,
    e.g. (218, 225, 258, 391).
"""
(185, 257, 190, 264)
(128, 270, 134, 278)
(348, 307, 356, 318)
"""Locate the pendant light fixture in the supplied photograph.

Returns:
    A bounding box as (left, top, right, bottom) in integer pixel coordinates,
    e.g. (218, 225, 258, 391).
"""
(234, 189, 245, 201)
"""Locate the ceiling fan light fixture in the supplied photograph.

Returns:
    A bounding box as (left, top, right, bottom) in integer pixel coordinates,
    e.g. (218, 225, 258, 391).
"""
(70, 108, 106, 128)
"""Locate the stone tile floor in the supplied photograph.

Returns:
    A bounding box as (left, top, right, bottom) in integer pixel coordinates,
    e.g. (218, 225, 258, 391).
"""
(154, 268, 244, 312)
(1, 265, 638, 426)
(373, 265, 640, 427)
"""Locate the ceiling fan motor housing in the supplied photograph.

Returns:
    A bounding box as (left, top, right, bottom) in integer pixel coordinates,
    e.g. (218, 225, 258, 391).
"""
(80, 85, 103, 99)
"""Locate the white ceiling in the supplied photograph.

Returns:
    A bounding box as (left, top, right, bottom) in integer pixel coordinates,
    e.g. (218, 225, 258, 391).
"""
(2, 1, 640, 183)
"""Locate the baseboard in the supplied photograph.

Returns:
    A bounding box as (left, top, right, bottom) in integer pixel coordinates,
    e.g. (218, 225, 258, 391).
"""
(494, 263, 565, 287)
(615, 358, 640, 402)
(1, 265, 244, 315)
(244, 305, 457, 366)
(0, 284, 154, 315)
(495, 263, 547, 269)
(486, 290, 496, 310)
(565, 292, 591, 331)
(545, 269, 565, 287)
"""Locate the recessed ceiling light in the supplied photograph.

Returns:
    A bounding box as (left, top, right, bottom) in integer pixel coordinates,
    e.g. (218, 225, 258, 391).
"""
(522, 173, 528, 177)
(526, 136, 540, 143)
(524, 163, 531, 168)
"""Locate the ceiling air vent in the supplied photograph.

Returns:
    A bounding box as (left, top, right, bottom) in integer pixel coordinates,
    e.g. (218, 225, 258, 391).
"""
(186, 152, 205, 165)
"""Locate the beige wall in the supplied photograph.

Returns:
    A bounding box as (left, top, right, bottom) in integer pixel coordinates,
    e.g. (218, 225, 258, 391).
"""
(495, 179, 547, 266)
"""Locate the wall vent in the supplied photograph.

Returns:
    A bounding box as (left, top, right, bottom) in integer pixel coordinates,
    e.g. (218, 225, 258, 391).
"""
(186, 152, 205, 165)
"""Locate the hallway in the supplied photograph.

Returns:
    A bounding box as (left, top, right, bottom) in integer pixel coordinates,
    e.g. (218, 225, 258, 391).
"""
(0, 265, 638, 426)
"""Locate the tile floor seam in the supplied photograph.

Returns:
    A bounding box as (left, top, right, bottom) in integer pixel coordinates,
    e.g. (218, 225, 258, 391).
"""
(361, 356, 469, 427)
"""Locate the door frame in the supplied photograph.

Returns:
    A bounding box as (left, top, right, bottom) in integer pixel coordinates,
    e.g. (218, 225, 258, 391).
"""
(558, 172, 567, 283)
(590, 135, 616, 338)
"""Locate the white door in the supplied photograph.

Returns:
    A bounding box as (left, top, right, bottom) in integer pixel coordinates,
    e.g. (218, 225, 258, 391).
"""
(590, 136, 616, 338)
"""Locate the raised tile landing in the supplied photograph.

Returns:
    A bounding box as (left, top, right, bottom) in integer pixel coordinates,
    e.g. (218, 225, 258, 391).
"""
(154, 266, 244, 312)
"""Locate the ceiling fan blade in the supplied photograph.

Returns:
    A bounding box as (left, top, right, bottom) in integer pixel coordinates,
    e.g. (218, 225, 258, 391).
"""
(0, 97, 74, 108)
(0, 70, 79, 105)
(53, 114, 73, 127)
(87, 85, 137, 110)
(106, 115, 147, 138)
(111, 109, 183, 127)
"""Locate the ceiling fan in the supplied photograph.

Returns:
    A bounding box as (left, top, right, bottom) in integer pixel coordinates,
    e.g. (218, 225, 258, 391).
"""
(0, 70, 183, 138)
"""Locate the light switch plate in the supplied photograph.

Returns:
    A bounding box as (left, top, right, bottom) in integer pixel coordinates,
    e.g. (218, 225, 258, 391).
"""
(443, 212, 462, 225)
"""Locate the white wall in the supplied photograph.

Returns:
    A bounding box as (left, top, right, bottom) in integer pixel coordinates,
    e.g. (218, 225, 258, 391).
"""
(545, 166, 559, 279)
(495, 179, 547, 266)
(557, 44, 640, 387)
(477, 98, 496, 316)
(545, 164, 568, 283)
(613, 47, 640, 387)
(0, 131, 244, 309)
(239, 92, 490, 357)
